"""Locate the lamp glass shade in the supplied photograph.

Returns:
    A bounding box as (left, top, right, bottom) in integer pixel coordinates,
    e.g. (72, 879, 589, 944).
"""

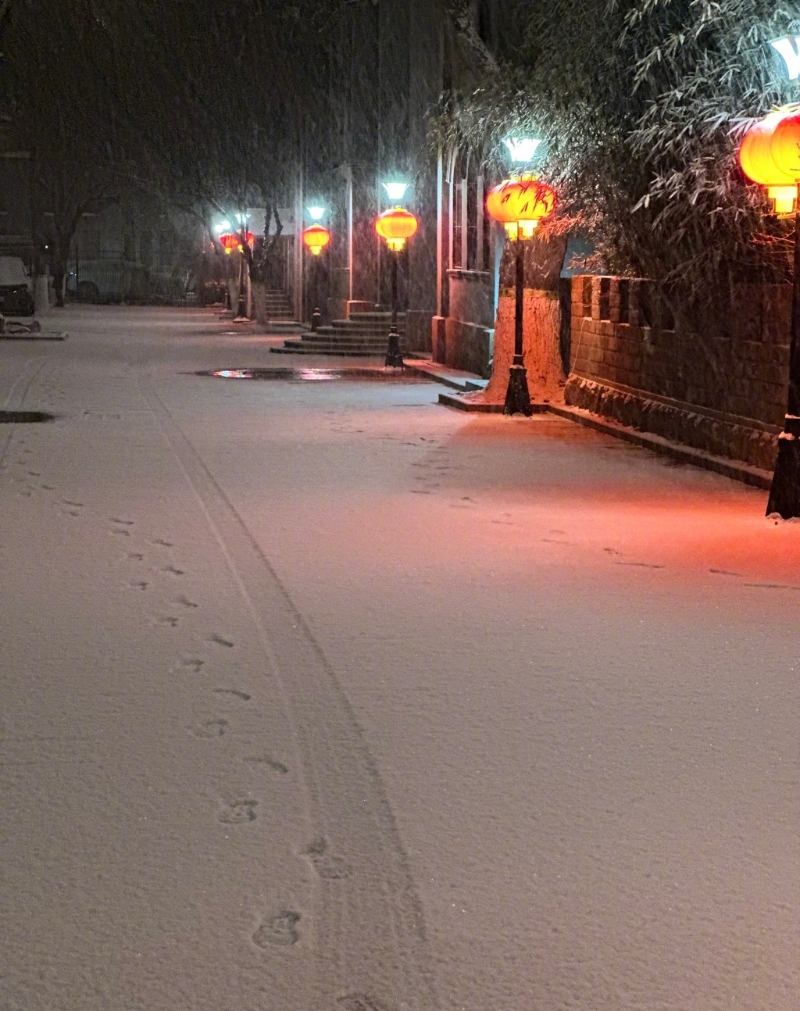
(503, 137, 542, 163)
(307, 205, 325, 221)
(302, 224, 331, 255)
(770, 36, 800, 80)
(383, 182, 409, 201)
(375, 207, 418, 251)
(486, 175, 556, 233)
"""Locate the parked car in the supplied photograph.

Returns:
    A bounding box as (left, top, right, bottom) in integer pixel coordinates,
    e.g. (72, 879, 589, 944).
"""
(0, 256, 34, 315)
(66, 259, 135, 303)
(66, 259, 193, 304)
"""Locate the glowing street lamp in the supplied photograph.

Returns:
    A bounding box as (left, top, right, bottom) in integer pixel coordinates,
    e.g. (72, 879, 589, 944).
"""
(219, 231, 255, 253)
(375, 203, 418, 367)
(486, 174, 557, 415)
(503, 136, 542, 164)
(739, 75, 800, 514)
(383, 181, 409, 202)
(302, 219, 331, 332)
(307, 205, 326, 221)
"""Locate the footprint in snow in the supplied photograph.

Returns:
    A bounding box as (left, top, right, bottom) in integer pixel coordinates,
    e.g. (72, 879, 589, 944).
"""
(303, 836, 352, 880)
(213, 688, 250, 701)
(253, 910, 300, 947)
(615, 561, 665, 569)
(218, 798, 258, 823)
(177, 656, 205, 673)
(192, 718, 227, 738)
(337, 995, 390, 1011)
(244, 756, 288, 774)
(210, 633, 234, 648)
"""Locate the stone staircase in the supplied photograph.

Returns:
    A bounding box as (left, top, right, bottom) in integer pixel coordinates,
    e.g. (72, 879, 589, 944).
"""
(263, 289, 294, 319)
(271, 311, 407, 356)
(259, 289, 308, 333)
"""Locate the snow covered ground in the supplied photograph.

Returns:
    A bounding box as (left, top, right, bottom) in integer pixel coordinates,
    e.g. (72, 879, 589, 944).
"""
(1, 306, 798, 1011)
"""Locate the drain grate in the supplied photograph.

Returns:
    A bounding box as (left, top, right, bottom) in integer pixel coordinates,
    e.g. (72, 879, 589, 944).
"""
(0, 410, 56, 424)
(197, 367, 429, 383)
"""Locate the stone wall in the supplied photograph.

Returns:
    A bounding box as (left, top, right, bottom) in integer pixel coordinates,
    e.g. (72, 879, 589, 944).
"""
(565, 276, 791, 471)
(432, 269, 494, 375)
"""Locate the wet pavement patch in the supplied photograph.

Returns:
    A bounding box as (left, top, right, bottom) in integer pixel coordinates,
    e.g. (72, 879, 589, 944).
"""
(0, 410, 56, 424)
(196, 367, 430, 383)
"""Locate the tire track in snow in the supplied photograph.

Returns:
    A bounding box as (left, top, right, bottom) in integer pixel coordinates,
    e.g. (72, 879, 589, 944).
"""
(0, 358, 49, 472)
(140, 375, 438, 1011)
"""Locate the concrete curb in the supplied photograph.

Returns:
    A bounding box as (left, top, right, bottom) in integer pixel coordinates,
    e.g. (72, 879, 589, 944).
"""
(421, 367, 774, 490)
(546, 404, 773, 490)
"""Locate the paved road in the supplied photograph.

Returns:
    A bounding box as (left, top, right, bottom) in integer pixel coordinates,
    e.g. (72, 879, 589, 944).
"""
(2, 307, 798, 1011)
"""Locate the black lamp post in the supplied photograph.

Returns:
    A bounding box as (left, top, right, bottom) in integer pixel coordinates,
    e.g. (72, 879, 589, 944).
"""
(761, 42, 800, 517)
(375, 184, 418, 369)
(485, 165, 556, 415)
(765, 192, 800, 517)
(506, 232, 532, 415)
(385, 248, 403, 367)
(302, 215, 331, 331)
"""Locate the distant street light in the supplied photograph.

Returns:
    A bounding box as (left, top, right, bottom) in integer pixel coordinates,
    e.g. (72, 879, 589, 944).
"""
(219, 231, 255, 253)
(302, 220, 331, 332)
(307, 205, 326, 221)
(375, 202, 418, 367)
(485, 173, 556, 415)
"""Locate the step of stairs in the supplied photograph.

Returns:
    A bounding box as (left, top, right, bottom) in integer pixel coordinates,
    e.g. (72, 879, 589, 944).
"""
(262, 289, 295, 321)
(269, 308, 407, 355)
(271, 346, 392, 356)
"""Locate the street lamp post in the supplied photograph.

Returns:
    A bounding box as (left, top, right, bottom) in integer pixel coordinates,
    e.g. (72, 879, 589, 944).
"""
(762, 39, 800, 517)
(217, 221, 255, 321)
(485, 172, 556, 415)
(301, 219, 331, 331)
(740, 42, 800, 516)
(375, 185, 418, 368)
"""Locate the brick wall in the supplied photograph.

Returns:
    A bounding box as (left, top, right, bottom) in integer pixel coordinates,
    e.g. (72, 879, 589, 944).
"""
(565, 276, 792, 471)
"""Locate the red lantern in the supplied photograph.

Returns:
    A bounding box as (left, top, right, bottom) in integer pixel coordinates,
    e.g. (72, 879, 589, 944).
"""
(486, 174, 556, 238)
(375, 207, 418, 251)
(219, 231, 254, 253)
(739, 109, 799, 214)
(302, 224, 331, 256)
